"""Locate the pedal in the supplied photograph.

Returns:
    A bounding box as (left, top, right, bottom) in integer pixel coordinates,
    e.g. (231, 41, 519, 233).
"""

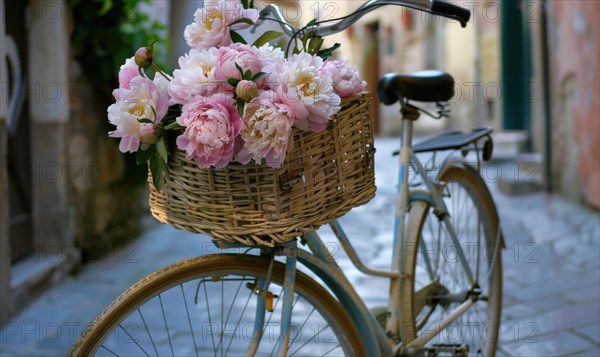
(407, 344, 469, 357)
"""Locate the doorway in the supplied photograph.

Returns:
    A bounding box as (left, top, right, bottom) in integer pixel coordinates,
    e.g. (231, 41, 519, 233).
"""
(5, 0, 33, 263)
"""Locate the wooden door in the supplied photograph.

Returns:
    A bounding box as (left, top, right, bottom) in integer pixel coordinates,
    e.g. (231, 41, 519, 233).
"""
(5, 0, 33, 263)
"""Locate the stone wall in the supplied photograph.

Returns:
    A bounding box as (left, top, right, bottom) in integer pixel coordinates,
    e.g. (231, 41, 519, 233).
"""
(548, 1, 600, 208)
(67, 75, 147, 261)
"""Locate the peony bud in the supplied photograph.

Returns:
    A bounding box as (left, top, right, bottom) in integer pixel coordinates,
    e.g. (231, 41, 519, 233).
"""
(134, 47, 153, 69)
(139, 123, 158, 145)
(236, 80, 259, 102)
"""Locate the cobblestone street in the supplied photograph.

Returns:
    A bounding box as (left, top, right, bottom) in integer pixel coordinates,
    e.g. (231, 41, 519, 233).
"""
(491, 180, 600, 356)
(1, 137, 599, 356)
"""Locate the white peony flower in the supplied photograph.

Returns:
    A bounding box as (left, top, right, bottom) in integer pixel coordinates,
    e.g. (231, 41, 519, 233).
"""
(265, 53, 340, 132)
(168, 48, 221, 104)
(237, 91, 295, 168)
(108, 77, 168, 153)
(184, 0, 259, 50)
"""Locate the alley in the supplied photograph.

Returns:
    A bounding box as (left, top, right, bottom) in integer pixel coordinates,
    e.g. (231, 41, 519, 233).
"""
(0, 137, 599, 356)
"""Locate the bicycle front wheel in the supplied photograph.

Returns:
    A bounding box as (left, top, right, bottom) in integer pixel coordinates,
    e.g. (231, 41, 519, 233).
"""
(70, 254, 366, 356)
(400, 161, 503, 356)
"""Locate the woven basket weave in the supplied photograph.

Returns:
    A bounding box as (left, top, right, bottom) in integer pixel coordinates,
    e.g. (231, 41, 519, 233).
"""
(149, 92, 375, 246)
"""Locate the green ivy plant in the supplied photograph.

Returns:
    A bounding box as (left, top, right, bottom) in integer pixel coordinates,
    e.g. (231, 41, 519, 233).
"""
(69, 0, 168, 186)
(69, 0, 168, 99)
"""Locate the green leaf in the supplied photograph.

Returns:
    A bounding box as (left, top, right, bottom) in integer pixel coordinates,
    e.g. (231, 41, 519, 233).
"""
(252, 31, 283, 48)
(97, 0, 113, 16)
(136, 145, 155, 165)
(251, 72, 267, 82)
(156, 137, 168, 164)
(306, 18, 318, 27)
(230, 30, 248, 44)
(317, 43, 341, 60)
(140, 143, 150, 151)
(301, 33, 310, 52)
(308, 37, 324, 54)
(164, 121, 184, 130)
(237, 101, 245, 118)
(151, 106, 157, 120)
(230, 18, 254, 26)
(241, 0, 249, 9)
(243, 69, 252, 80)
(227, 78, 241, 88)
(235, 62, 245, 77)
(149, 152, 168, 192)
(137, 118, 154, 124)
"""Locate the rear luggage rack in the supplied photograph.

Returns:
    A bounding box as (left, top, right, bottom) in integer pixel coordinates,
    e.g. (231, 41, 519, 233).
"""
(413, 127, 492, 153)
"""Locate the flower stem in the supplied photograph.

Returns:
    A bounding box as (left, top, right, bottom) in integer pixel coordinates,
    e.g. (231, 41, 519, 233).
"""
(152, 63, 172, 81)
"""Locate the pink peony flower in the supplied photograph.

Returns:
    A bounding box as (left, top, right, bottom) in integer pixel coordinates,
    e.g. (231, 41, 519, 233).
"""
(214, 44, 265, 85)
(108, 77, 169, 153)
(321, 60, 367, 98)
(176, 94, 242, 168)
(184, 0, 259, 50)
(139, 123, 158, 145)
(118, 57, 140, 89)
(134, 47, 153, 68)
(237, 91, 295, 168)
(236, 80, 259, 102)
(169, 48, 222, 104)
(265, 53, 340, 132)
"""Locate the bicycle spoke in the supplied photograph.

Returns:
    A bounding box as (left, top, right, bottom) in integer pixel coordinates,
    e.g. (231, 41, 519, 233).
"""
(117, 323, 150, 356)
(180, 285, 199, 357)
(217, 277, 246, 352)
(203, 281, 217, 355)
(288, 323, 330, 357)
(158, 294, 174, 356)
(99, 344, 119, 356)
(288, 305, 317, 352)
(224, 280, 256, 355)
(322, 343, 342, 356)
(137, 308, 159, 357)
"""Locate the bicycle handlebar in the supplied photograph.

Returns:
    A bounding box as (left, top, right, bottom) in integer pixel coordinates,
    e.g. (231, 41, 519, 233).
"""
(258, 0, 471, 41)
(431, 0, 471, 27)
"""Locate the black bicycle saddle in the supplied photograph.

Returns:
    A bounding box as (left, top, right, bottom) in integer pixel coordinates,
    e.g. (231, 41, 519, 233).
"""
(378, 70, 455, 104)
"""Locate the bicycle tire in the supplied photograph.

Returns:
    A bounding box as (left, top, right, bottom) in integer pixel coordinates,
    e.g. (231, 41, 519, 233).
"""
(400, 161, 503, 356)
(69, 254, 367, 356)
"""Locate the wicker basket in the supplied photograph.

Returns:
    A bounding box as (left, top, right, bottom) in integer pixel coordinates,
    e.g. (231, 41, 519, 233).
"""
(149, 92, 375, 246)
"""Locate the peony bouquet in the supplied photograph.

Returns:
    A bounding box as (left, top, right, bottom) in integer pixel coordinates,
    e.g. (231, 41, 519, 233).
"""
(107, 0, 366, 191)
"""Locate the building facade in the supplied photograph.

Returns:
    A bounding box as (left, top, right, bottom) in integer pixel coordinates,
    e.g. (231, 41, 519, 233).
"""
(346, 0, 599, 209)
(0, 0, 161, 324)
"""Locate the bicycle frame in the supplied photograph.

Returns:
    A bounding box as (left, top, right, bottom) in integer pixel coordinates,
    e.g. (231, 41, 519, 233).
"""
(232, 2, 481, 355)
(274, 117, 483, 356)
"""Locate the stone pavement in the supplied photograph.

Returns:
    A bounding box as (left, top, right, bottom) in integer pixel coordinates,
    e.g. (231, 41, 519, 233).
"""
(490, 181, 600, 356)
(1, 137, 599, 356)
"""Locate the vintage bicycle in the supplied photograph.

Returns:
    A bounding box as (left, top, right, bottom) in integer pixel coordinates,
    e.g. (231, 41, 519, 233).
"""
(70, 1, 503, 356)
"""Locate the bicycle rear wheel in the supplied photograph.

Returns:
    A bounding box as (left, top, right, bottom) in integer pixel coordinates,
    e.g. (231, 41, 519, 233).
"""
(69, 254, 366, 356)
(400, 161, 503, 356)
